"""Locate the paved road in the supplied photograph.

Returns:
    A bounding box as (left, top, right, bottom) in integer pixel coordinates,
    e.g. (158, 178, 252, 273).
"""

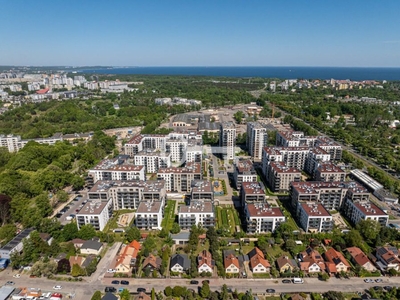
(2, 273, 400, 299)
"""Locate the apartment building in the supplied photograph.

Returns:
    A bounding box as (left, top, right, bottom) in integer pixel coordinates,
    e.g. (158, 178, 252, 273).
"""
(178, 201, 215, 229)
(266, 162, 301, 193)
(315, 137, 342, 161)
(76, 199, 113, 231)
(246, 122, 268, 161)
(185, 143, 202, 163)
(244, 202, 286, 234)
(290, 181, 367, 211)
(134, 150, 171, 173)
(262, 146, 309, 175)
(87, 180, 166, 210)
(219, 122, 236, 160)
(342, 199, 388, 227)
(240, 182, 266, 206)
(135, 201, 164, 230)
(261, 147, 283, 177)
(0, 134, 21, 152)
(315, 163, 346, 182)
(157, 162, 202, 192)
(87, 156, 145, 185)
(297, 202, 333, 233)
(191, 180, 214, 201)
(304, 147, 331, 176)
(276, 131, 304, 147)
(233, 159, 257, 190)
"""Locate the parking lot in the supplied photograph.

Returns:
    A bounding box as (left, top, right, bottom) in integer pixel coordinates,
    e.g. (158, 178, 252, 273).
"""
(54, 190, 88, 225)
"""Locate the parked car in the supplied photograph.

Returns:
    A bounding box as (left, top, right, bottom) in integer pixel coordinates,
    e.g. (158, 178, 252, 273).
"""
(13, 274, 21, 278)
(121, 280, 129, 285)
(190, 280, 199, 284)
(137, 288, 146, 293)
(266, 289, 275, 293)
(375, 278, 383, 283)
(282, 279, 291, 284)
(53, 285, 62, 290)
(364, 279, 374, 283)
(111, 280, 120, 285)
(105, 287, 116, 293)
(107, 269, 116, 273)
(5, 281, 14, 285)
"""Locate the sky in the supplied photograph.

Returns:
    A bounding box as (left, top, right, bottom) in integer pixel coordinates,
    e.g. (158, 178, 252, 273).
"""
(1, 0, 400, 67)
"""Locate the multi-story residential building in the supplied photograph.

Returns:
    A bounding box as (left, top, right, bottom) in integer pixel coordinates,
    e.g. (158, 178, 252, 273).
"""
(185, 142, 202, 163)
(297, 202, 333, 233)
(178, 201, 215, 229)
(244, 202, 285, 234)
(0, 134, 22, 152)
(262, 146, 309, 176)
(87, 180, 166, 210)
(135, 200, 164, 230)
(246, 122, 268, 161)
(157, 162, 202, 192)
(266, 162, 301, 193)
(341, 199, 388, 227)
(134, 150, 171, 173)
(315, 163, 346, 182)
(76, 199, 113, 231)
(87, 156, 145, 185)
(304, 147, 331, 176)
(276, 131, 304, 147)
(290, 181, 367, 211)
(241, 182, 266, 206)
(315, 137, 342, 161)
(219, 122, 236, 160)
(233, 159, 257, 190)
(191, 180, 214, 201)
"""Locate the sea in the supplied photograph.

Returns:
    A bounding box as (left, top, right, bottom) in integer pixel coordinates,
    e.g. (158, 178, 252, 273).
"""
(79, 66, 400, 81)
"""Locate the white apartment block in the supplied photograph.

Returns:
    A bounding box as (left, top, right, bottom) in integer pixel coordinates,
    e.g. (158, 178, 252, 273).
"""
(134, 150, 171, 173)
(297, 202, 333, 233)
(342, 199, 388, 227)
(76, 199, 113, 231)
(244, 202, 285, 234)
(241, 182, 266, 206)
(88, 180, 166, 210)
(315, 163, 346, 182)
(135, 200, 164, 230)
(157, 162, 202, 192)
(178, 201, 215, 230)
(262, 146, 309, 176)
(219, 122, 236, 160)
(305, 147, 331, 176)
(0, 134, 22, 152)
(315, 137, 342, 161)
(246, 122, 268, 161)
(88, 156, 145, 184)
(233, 159, 258, 190)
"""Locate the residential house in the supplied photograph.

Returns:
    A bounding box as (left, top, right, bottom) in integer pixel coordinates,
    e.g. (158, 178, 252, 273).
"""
(39, 233, 53, 246)
(81, 255, 96, 271)
(346, 247, 376, 272)
(224, 254, 240, 274)
(298, 246, 325, 274)
(375, 246, 400, 271)
(248, 247, 270, 273)
(69, 256, 85, 268)
(198, 250, 214, 274)
(142, 254, 162, 272)
(170, 254, 190, 273)
(134, 292, 151, 300)
(80, 240, 103, 255)
(71, 238, 86, 249)
(114, 240, 141, 274)
(276, 255, 298, 273)
(324, 248, 351, 275)
(102, 293, 118, 300)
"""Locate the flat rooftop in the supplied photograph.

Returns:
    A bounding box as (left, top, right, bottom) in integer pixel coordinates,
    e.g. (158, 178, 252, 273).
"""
(242, 182, 265, 195)
(0, 228, 34, 251)
(77, 200, 109, 215)
(300, 202, 331, 217)
(270, 161, 301, 174)
(235, 159, 256, 175)
(179, 201, 214, 214)
(291, 181, 367, 194)
(317, 163, 346, 173)
(89, 180, 165, 193)
(353, 201, 387, 216)
(191, 180, 213, 194)
(158, 162, 201, 174)
(246, 203, 284, 218)
(136, 201, 163, 214)
(350, 169, 384, 191)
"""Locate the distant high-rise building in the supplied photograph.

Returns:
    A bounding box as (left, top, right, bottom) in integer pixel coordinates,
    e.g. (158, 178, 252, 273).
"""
(219, 122, 236, 160)
(246, 122, 268, 161)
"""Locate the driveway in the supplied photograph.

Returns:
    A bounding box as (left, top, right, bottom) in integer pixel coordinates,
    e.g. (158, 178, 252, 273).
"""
(89, 242, 122, 283)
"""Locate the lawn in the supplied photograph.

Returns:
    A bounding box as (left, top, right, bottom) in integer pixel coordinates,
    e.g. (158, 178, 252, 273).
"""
(216, 206, 241, 234)
(161, 200, 176, 231)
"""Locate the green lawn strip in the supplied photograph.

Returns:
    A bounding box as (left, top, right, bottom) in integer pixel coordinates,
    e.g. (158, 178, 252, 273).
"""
(221, 209, 229, 226)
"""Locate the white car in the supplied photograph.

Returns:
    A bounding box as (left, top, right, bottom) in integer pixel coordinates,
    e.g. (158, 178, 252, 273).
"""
(53, 285, 62, 290)
(364, 279, 373, 283)
(107, 269, 116, 273)
(12, 274, 21, 278)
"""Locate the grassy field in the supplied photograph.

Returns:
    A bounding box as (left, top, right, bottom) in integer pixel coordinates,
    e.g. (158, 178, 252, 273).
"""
(216, 206, 241, 234)
(161, 200, 176, 231)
